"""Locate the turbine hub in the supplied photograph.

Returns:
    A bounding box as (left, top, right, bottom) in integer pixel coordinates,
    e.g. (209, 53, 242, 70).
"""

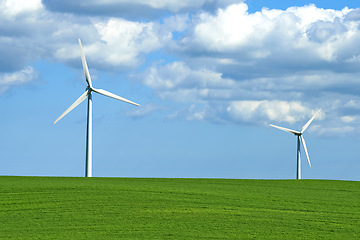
(86, 86, 93, 92)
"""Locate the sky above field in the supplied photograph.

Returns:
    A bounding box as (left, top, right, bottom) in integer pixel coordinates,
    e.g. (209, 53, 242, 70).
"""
(1, 0, 359, 180)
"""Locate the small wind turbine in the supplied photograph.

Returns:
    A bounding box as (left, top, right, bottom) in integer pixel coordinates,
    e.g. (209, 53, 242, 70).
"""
(54, 39, 140, 177)
(269, 109, 321, 180)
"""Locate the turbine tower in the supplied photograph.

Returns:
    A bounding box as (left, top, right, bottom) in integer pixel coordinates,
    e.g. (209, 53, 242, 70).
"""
(54, 39, 140, 177)
(269, 109, 321, 180)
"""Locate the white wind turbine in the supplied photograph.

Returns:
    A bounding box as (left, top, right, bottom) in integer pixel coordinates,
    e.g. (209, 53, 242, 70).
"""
(269, 109, 321, 180)
(54, 39, 140, 177)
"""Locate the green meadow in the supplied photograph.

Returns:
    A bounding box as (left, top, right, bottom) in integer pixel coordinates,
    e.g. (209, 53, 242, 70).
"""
(0, 177, 358, 239)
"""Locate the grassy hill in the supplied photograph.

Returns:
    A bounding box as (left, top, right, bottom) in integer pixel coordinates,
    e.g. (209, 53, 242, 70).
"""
(0, 177, 358, 239)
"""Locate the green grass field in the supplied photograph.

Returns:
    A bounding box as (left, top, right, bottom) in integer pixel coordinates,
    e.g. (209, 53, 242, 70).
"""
(0, 177, 359, 239)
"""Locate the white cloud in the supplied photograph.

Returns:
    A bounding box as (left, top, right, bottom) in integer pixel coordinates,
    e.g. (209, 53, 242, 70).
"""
(132, 2, 360, 136)
(1, 0, 360, 137)
(187, 104, 206, 121)
(53, 18, 170, 70)
(226, 100, 310, 124)
(187, 3, 268, 52)
(314, 125, 356, 137)
(94, 18, 164, 67)
(0, 0, 43, 19)
(175, 2, 360, 68)
(0, 66, 38, 93)
(0, 0, 173, 73)
(163, 14, 189, 32)
(142, 61, 235, 91)
(138, 59, 360, 135)
(341, 116, 355, 123)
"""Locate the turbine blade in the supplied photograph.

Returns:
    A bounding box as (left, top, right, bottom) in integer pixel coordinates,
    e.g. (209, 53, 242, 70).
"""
(300, 135, 311, 167)
(53, 90, 88, 124)
(301, 109, 321, 133)
(269, 124, 300, 135)
(92, 88, 140, 106)
(78, 39, 92, 87)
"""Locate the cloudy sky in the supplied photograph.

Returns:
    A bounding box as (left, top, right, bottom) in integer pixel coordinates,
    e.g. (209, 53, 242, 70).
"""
(0, 0, 359, 180)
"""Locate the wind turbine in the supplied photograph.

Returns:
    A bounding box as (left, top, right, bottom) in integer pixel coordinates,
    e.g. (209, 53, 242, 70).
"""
(54, 39, 140, 177)
(269, 109, 321, 180)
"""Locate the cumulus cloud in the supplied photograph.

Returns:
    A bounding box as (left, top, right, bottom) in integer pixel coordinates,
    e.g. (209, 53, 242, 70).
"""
(95, 19, 164, 66)
(0, 0, 167, 94)
(2, 0, 360, 137)
(55, 18, 168, 70)
(138, 61, 324, 125)
(174, 3, 360, 76)
(142, 61, 235, 90)
(137, 2, 360, 135)
(0, 0, 173, 76)
(1, 0, 43, 18)
(226, 100, 310, 124)
(52, 18, 170, 72)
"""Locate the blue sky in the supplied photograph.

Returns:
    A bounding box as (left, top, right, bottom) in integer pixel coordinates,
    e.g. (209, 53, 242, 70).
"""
(0, 0, 359, 180)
